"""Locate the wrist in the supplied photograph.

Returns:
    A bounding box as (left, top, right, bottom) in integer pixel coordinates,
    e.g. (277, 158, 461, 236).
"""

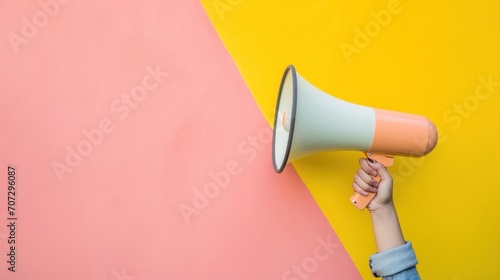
(368, 199, 396, 216)
(369, 201, 396, 216)
(369, 202, 405, 252)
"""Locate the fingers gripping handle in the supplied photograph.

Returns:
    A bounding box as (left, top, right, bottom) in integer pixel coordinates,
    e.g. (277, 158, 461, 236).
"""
(350, 173, 381, 210)
(350, 153, 394, 210)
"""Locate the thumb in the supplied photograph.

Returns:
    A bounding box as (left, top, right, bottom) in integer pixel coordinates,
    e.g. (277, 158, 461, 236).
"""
(366, 158, 391, 181)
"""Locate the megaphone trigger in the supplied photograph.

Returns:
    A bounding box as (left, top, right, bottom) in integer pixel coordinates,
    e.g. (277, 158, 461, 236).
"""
(364, 152, 395, 167)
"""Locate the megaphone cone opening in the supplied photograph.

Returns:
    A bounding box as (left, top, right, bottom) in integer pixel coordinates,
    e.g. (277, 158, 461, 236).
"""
(272, 65, 297, 173)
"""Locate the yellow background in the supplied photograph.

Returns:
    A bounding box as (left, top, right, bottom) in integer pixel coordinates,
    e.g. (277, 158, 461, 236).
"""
(202, 0, 500, 279)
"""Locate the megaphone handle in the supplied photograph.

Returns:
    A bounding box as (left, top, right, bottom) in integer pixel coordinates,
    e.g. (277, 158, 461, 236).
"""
(351, 153, 394, 210)
(350, 173, 381, 210)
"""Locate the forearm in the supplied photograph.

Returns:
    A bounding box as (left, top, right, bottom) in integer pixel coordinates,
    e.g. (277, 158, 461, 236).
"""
(370, 202, 405, 253)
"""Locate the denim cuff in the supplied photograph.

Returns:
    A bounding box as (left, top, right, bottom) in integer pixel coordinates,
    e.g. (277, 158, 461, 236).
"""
(369, 241, 418, 277)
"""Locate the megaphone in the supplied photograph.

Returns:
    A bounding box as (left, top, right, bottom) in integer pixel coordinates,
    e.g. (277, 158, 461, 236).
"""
(272, 65, 438, 210)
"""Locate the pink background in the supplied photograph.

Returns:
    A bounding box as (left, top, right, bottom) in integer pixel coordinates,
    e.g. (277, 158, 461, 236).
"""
(0, 0, 360, 279)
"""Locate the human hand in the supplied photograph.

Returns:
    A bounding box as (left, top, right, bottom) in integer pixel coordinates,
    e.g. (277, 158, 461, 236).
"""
(352, 158, 394, 212)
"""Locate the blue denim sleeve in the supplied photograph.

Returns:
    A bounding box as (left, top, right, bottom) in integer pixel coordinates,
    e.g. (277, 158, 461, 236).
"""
(369, 241, 420, 279)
